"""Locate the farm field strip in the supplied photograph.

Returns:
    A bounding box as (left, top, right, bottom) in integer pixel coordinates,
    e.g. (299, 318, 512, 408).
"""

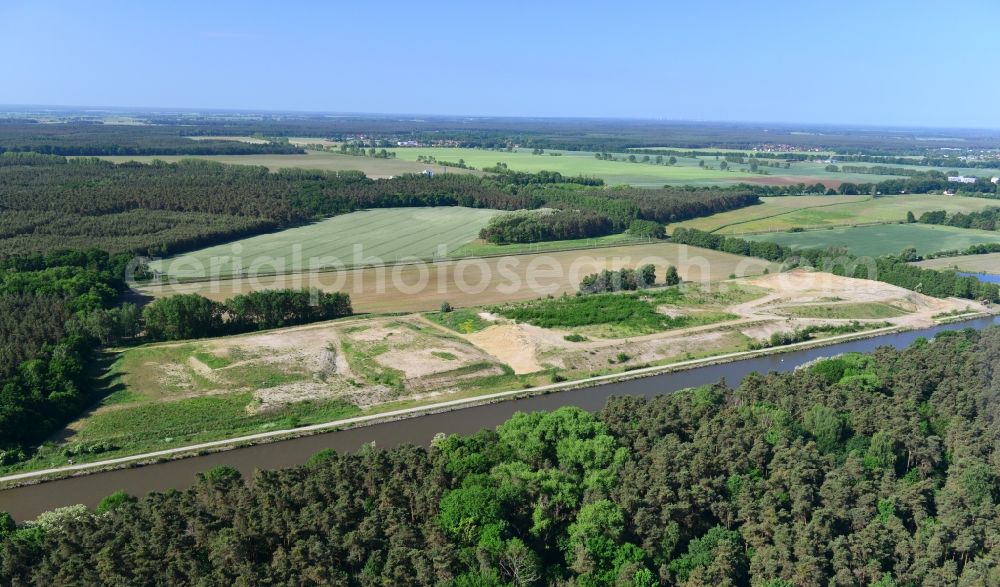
(392, 146, 751, 186)
(138, 243, 778, 313)
(391, 147, 986, 187)
(744, 223, 1000, 258)
(913, 253, 1000, 274)
(673, 194, 999, 235)
(89, 148, 1000, 190)
(93, 151, 482, 179)
(690, 196, 873, 234)
(149, 207, 500, 279)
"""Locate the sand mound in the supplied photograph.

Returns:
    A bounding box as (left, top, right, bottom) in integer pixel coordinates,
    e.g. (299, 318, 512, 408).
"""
(466, 324, 544, 374)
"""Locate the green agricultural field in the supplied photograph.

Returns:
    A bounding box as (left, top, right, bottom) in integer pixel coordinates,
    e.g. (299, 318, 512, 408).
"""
(672, 194, 999, 234)
(149, 207, 500, 279)
(94, 150, 481, 179)
(394, 147, 749, 186)
(913, 252, 1000, 274)
(745, 223, 1000, 258)
(96, 147, 999, 189)
(392, 147, 926, 187)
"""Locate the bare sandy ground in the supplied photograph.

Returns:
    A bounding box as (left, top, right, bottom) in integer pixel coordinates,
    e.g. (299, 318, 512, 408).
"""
(120, 270, 990, 418)
(464, 324, 550, 374)
(741, 270, 975, 328)
(451, 270, 984, 376)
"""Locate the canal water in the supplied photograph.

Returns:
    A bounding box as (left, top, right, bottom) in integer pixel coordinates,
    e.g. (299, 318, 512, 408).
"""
(959, 272, 1000, 284)
(2, 316, 997, 521)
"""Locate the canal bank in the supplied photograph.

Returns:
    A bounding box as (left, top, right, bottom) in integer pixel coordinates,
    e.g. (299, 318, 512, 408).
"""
(1, 315, 997, 521)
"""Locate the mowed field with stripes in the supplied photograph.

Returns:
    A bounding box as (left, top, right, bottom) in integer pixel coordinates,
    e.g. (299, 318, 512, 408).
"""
(148, 207, 500, 279)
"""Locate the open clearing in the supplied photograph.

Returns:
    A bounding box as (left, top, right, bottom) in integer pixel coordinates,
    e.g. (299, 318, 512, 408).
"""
(913, 253, 1000, 274)
(22, 269, 984, 475)
(148, 207, 500, 279)
(745, 223, 1000, 258)
(138, 243, 778, 313)
(94, 150, 481, 179)
(672, 194, 998, 234)
(51, 316, 510, 461)
(474, 269, 974, 379)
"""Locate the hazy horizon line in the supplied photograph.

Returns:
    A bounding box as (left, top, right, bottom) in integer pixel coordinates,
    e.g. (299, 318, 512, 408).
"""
(3, 103, 1000, 134)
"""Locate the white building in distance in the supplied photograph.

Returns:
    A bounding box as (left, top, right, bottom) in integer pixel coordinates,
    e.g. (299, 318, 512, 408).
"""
(948, 175, 977, 184)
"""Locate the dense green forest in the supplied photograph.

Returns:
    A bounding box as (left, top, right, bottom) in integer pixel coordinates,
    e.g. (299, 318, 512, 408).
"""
(0, 251, 131, 462)
(0, 154, 530, 256)
(0, 123, 304, 156)
(4, 327, 1000, 584)
(670, 228, 1000, 302)
(0, 153, 757, 256)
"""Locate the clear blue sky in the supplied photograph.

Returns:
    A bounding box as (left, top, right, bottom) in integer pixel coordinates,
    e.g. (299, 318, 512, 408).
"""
(3, 0, 999, 128)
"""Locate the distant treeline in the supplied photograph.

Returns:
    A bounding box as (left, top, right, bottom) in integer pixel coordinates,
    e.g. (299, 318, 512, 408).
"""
(833, 152, 1000, 169)
(7, 113, 997, 155)
(925, 242, 1000, 260)
(837, 165, 924, 177)
(488, 168, 605, 187)
(917, 207, 1000, 231)
(0, 123, 304, 156)
(735, 171, 1000, 197)
(481, 189, 760, 244)
(670, 227, 1000, 302)
(142, 289, 352, 342)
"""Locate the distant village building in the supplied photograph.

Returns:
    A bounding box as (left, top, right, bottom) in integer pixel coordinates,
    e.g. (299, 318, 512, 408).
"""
(992, 177, 999, 184)
(947, 175, 977, 184)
